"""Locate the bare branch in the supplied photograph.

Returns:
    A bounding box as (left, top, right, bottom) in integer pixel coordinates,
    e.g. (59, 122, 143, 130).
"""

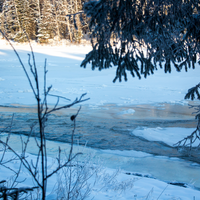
(48, 94, 71, 101)
(0, 114, 14, 163)
(0, 140, 42, 188)
(47, 93, 89, 115)
(174, 127, 200, 150)
(46, 152, 82, 180)
(66, 11, 84, 17)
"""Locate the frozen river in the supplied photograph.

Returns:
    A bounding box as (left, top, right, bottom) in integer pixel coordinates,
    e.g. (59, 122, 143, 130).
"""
(0, 103, 198, 156)
(0, 103, 200, 189)
(1, 41, 200, 198)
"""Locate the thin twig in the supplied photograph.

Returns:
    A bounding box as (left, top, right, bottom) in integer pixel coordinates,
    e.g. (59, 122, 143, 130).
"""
(47, 94, 89, 115)
(46, 153, 82, 179)
(0, 114, 14, 163)
(157, 184, 169, 200)
(48, 94, 71, 101)
(0, 30, 37, 97)
(66, 11, 84, 17)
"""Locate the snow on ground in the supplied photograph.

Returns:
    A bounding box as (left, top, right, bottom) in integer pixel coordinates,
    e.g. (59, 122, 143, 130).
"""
(1, 149, 200, 200)
(1, 39, 200, 199)
(0, 39, 200, 106)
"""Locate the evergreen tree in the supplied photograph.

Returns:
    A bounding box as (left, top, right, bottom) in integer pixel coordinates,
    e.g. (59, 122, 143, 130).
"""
(66, 0, 85, 43)
(0, 0, 4, 12)
(12, 0, 30, 42)
(1, 0, 88, 43)
(51, 0, 86, 42)
(63, 0, 73, 41)
(51, 0, 71, 41)
(0, 3, 5, 35)
(81, 0, 200, 82)
(26, 0, 39, 40)
(73, 0, 83, 43)
(1, 0, 39, 41)
(61, 0, 73, 40)
(37, 0, 56, 43)
(52, 0, 62, 40)
(1, 0, 21, 40)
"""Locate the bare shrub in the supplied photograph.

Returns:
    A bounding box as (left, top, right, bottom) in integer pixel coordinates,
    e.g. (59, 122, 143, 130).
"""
(0, 30, 89, 199)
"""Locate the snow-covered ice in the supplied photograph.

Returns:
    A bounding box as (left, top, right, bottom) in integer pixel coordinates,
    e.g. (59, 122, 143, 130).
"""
(1, 39, 200, 199)
(131, 127, 199, 147)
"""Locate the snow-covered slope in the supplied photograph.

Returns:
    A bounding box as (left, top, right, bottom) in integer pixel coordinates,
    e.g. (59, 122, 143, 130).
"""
(0, 39, 199, 106)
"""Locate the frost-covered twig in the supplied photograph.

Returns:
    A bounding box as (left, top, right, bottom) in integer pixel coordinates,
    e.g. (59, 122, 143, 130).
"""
(174, 84, 200, 150)
(174, 126, 200, 150)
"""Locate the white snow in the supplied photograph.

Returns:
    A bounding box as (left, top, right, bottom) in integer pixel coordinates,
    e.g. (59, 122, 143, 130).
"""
(0, 39, 200, 106)
(1, 151, 199, 200)
(1, 136, 200, 200)
(131, 127, 199, 147)
(1, 39, 200, 199)
(118, 108, 136, 115)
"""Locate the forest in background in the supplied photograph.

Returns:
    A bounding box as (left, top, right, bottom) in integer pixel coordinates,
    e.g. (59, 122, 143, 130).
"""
(0, 0, 89, 43)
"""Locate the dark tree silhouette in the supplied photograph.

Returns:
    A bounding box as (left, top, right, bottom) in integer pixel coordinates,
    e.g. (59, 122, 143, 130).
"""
(81, 0, 200, 82)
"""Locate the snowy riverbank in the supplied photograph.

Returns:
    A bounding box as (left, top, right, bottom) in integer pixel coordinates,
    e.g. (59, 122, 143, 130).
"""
(1, 39, 200, 199)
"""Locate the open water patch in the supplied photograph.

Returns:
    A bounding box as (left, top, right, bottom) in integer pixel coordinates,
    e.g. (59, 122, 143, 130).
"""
(0, 103, 199, 163)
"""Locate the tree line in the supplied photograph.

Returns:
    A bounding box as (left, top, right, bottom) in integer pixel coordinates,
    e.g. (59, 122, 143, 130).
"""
(0, 0, 89, 43)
